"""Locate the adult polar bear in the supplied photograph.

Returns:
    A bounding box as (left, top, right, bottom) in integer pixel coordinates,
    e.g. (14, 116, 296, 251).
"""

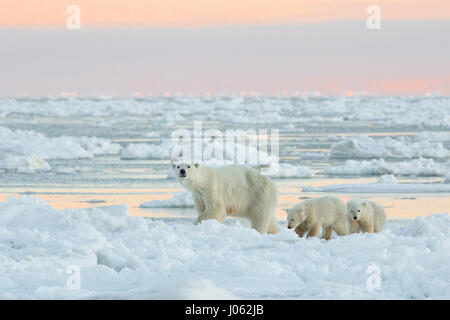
(172, 163, 279, 234)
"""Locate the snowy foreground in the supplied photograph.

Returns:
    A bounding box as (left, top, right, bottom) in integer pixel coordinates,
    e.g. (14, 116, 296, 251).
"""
(0, 196, 449, 299)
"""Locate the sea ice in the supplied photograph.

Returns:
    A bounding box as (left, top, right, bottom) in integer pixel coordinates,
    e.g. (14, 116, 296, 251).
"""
(0, 196, 449, 299)
(323, 158, 446, 177)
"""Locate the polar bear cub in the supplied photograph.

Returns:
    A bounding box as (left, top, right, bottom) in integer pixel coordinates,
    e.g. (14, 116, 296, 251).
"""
(172, 163, 279, 234)
(346, 199, 386, 233)
(286, 196, 348, 240)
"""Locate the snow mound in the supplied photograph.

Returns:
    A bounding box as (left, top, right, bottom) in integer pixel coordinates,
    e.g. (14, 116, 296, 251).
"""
(324, 158, 446, 177)
(445, 173, 450, 183)
(172, 278, 239, 300)
(376, 174, 398, 184)
(268, 163, 315, 178)
(121, 141, 171, 159)
(0, 126, 120, 160)
(1, 196, 450, 299)
(140, 192, 194, 208)
(330, 135, 449, 159)
(0, 155, 51, 173)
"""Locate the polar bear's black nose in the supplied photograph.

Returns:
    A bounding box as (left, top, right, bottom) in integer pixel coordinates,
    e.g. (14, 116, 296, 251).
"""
(353, 216, 357, 220)
(180, 169, 186, 175)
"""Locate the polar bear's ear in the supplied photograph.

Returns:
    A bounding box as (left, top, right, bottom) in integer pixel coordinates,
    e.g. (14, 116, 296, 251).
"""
(362, 202, 367, 207)
(195, 163, 200, 168)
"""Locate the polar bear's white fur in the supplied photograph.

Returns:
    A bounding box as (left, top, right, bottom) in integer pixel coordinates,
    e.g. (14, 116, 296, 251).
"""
(286, 196, 348, 240)
(172, 163, 279, 234)
(346, 199, 386, 233)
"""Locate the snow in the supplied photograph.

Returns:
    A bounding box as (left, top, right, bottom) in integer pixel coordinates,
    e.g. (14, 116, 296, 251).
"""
(121, 137, 278, 166)
(0, 126, 121, 160)
(193, 139, 278, 167)
(330, 135, 449, 159)
(0, 196, 449, 299)
(376, 174, 398, 184)
(416, 131, 450, 142)
(0, 155, 51, 173)
(268, 163, 315, 178)
(2, 97, 449, 128)
(140, 192, 194, 208)
(121, 141, 171, 160)
(1, 97, 450, 299)
(324, 158, 446, 177)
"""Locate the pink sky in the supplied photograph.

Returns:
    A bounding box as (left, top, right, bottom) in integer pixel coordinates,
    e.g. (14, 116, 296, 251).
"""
(0, 1, 449, 96)
(2, 0, 450, 28)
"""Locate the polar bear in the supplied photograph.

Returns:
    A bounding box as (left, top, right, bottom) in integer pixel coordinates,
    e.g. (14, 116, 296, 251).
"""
(346, 199, 386, 233)
(286, 196, 348, 240)
(172, 163, 279, 234)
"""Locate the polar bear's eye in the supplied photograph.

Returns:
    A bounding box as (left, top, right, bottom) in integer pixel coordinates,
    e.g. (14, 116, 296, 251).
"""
(357, 210, 360, 212)
(187, 165, 191, 168)
(176, 166, 180, 169)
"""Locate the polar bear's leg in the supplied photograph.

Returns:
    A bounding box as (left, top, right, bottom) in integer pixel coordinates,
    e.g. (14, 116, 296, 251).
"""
(307, 224, 320, 238)
(294, 220, 309, 237)
(373, 210, 386, 233)
(348, 220, 360, 234)
(374, 224, 381, 233)
(249, 210, 271, 234)
(193, 195, 206, 215)
(322, 226, 332, 240)
(358, 219, 374, 233)
(196, 200, 227, 224)
(333, 218, 349, 236)
(374, 218, 385, 233)
(267, 216, 280, 234)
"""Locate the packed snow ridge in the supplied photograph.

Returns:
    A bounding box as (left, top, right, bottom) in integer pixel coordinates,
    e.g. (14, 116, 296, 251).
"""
(0, 196, 449, 299)
(0, 126, 121, 161)
(140, 192, 194, 208)
(330, 135, 450, 159)
(324, 158, 446, 177)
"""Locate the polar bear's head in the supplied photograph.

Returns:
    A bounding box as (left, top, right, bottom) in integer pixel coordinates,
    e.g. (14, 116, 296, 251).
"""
(347, 199, 366, 221)
(286, 204, 306, 229)
(172, 162, 201, 184)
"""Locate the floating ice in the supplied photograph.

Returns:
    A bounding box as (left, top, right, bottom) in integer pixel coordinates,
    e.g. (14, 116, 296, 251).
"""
(140, 192, 194, 208)
(121, 141, 171, 159)
(269, 163, 315, 178)
(2, 97, 450, 128)
(376, 174, 398, 184)
(330, 135, 450, 159)
(0, 126, 121, 160)
(303, 182, 450, 193)
(0, 155, 51, 173)
(324, 158, 446, 177)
